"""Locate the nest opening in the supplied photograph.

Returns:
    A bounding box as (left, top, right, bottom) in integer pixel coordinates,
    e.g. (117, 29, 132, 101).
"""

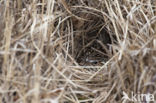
(73, 18, 115, 66)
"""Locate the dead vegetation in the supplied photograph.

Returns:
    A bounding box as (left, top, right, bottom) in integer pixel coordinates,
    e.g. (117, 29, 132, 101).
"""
(0, 0, 156, 103)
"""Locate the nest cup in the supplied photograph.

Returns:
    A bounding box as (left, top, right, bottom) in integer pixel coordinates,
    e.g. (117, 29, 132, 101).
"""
(71, 15, 115, 66)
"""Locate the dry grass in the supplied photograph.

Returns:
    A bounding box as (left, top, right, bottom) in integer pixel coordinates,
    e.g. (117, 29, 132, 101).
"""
(0, 0, 156, 103)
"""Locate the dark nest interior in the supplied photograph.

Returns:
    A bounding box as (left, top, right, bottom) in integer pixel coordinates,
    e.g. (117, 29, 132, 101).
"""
(74, 20, 114, 66)
(65, 4, 117, 67)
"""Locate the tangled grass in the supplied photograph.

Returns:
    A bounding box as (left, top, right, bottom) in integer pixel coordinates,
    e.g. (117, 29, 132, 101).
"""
(0, 0, 156, 103)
